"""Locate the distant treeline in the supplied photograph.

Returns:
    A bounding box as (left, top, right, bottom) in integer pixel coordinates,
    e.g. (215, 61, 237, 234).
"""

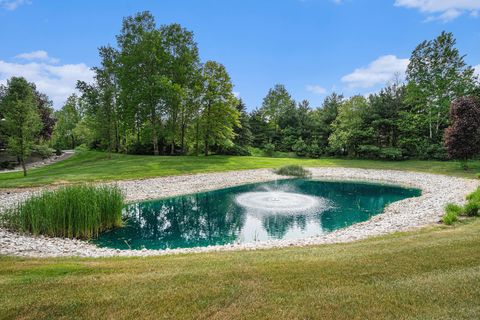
(1, 12, 480, 175)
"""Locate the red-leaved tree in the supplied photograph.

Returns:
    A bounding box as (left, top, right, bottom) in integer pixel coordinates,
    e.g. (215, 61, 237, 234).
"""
(444, 96, 480, 168)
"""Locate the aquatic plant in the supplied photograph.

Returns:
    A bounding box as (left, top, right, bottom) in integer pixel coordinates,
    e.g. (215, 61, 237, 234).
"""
(274, 165, 311, 177)
(2, 184, 124, 239)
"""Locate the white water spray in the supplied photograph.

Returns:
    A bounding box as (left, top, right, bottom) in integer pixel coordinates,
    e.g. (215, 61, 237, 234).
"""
(235, 190, 329, 215)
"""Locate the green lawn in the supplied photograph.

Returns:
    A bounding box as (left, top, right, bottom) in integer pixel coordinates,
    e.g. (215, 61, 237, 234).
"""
(1, 219, 479, 319)
(0, 150, 479, 188)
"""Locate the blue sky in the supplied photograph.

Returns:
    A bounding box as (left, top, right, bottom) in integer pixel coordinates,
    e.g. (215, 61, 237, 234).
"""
(0, 0, 479, 109)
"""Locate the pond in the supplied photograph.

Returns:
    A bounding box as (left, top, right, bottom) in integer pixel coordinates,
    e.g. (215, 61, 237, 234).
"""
(94, 179, 421, 250)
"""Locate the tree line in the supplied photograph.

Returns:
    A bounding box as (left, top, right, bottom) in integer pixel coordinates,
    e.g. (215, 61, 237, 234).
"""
(1, 12, 480, 177)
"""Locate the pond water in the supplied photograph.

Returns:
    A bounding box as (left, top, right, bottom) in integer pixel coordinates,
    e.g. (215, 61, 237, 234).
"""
(94, 179, 421, 250)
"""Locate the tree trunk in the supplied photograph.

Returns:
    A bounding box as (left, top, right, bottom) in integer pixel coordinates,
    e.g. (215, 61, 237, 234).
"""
(152, 115, 159, 156)
(21, 158, 27, 177)
(195, 119, 199, 156)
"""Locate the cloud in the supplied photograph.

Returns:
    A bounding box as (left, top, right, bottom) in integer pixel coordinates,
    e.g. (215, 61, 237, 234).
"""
(15, 50, 59, 64)
(306, 84, 327, 95)
(474, 64, 480, 77)
(0, 54, 94, 108)
(341, 55, 409, 88)
(394, 0, 480, 22)
(0, 0, 30, 10)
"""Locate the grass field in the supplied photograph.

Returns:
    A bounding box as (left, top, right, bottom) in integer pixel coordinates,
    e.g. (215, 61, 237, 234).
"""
(0, 150, 479, 188)
(1, 219, 479, 319)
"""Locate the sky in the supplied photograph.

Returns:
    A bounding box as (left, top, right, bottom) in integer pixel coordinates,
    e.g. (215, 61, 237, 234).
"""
(0, 0, 479, 109)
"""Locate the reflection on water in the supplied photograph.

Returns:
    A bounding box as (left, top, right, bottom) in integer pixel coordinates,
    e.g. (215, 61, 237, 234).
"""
(94, 179, 420, 250)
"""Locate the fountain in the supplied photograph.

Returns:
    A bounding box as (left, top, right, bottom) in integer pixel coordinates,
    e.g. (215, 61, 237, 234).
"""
(235, 190, 328, 214)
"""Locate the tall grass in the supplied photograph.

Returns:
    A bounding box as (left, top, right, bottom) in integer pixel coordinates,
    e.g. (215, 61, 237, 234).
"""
(274, 165, 311, 177)
(2, 185, 124, 239)
(442, 186, 480, 225)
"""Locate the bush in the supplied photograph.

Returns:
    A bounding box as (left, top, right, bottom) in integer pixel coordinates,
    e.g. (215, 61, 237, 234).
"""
(464, 202, 480, 217)
(31, 144, 54, 159)
(357, 145, 381, 159)
(263, 143, 276, 157)
(379, 147, 404, 161)
(274, 165, 311, 177)
(2, 185, 124, 239)
(219, 144, 251, 156)
(442, 203, 462, 225)
(0, 161, 16, 170)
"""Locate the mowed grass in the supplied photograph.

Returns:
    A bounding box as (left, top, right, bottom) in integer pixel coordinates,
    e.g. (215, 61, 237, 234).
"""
(1, 219, 479, 319)
(0, 150, 479, 188)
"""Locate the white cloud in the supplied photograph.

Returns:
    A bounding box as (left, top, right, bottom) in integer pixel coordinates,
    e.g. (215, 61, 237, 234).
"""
(0, 54, 94, 108)
(0, 0, 30, 10)
(306, 84, 327, 95)
(233, 91, 240, 98)
(15, 50, 59, 64)
(395, 0, 480, 22)
(474, 64, 480, 77)
(341, 55, 409, 88)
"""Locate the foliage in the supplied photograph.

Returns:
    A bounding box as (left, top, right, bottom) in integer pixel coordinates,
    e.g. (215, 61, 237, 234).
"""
(442, 203, 462, 225)
(0, 77, 42, 176)
(200, 61, 239, 155)
(442, 187, 480, 225)
(2, 184, 124, 239)
(463, 202, 479, 217)
(405, 31, 478, 153)
(31, 144, 54, 159)
(274, 165, 311, 177)
(444, 96, 480, 164)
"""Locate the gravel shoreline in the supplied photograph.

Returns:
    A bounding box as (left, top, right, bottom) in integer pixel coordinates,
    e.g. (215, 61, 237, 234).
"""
(0, 168, 478, 258)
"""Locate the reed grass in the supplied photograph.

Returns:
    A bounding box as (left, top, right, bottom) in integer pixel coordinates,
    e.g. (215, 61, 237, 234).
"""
(2, 185, 124, 239)
(274, 165, 311, 177)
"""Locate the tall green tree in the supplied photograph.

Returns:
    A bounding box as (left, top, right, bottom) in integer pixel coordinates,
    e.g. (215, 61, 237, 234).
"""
(233, 99, 253, 148)
(329, 96, 369, 156)
(1, 77, 41, 176)
(200, 61, 239, 156)
(260, 84, 296, 137)
(116, 11, 166, 155)
(406, 31, 478, 146)
(53, 95, 83, 150)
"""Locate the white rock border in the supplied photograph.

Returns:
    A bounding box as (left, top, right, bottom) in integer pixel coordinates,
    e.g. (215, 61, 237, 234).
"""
(0, 168, 478, 258)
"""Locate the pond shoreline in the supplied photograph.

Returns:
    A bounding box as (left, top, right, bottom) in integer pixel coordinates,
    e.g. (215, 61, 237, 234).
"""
(0, 168, 478, 258)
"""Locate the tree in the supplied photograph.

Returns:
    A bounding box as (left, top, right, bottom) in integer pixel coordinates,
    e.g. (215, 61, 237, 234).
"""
(444, 96, 480, 167)
(116, 11, 165, 155)
(233, 99, 253, 147)
(406, 31, 478, 147)
(53, 95, 83, 150)
(260, 84, 296, 138)
(200, 61, 239, 156)
(311, 93, 342, 154)
(1, 77, 41, 176)
(30, 84, 56, 141)
(328, 96, 368, 156)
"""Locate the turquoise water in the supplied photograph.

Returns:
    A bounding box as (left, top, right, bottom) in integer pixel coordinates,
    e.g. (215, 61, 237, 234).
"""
(94, 179, 421, 250)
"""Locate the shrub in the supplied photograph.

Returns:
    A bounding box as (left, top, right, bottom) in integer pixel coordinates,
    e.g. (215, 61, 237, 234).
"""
(464, 202, 479, 217)
(274, 165, 311, 177)
(357, 145, 381, 159)
(31, 144, 54, 159)
(379, 147, 404, 161)
(0, 161, 16, 170)
(442, 203, 462, 225)
(263, 143, 276, 157)
(2, 185, 124, 239)
(219, 144, 251, 156)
